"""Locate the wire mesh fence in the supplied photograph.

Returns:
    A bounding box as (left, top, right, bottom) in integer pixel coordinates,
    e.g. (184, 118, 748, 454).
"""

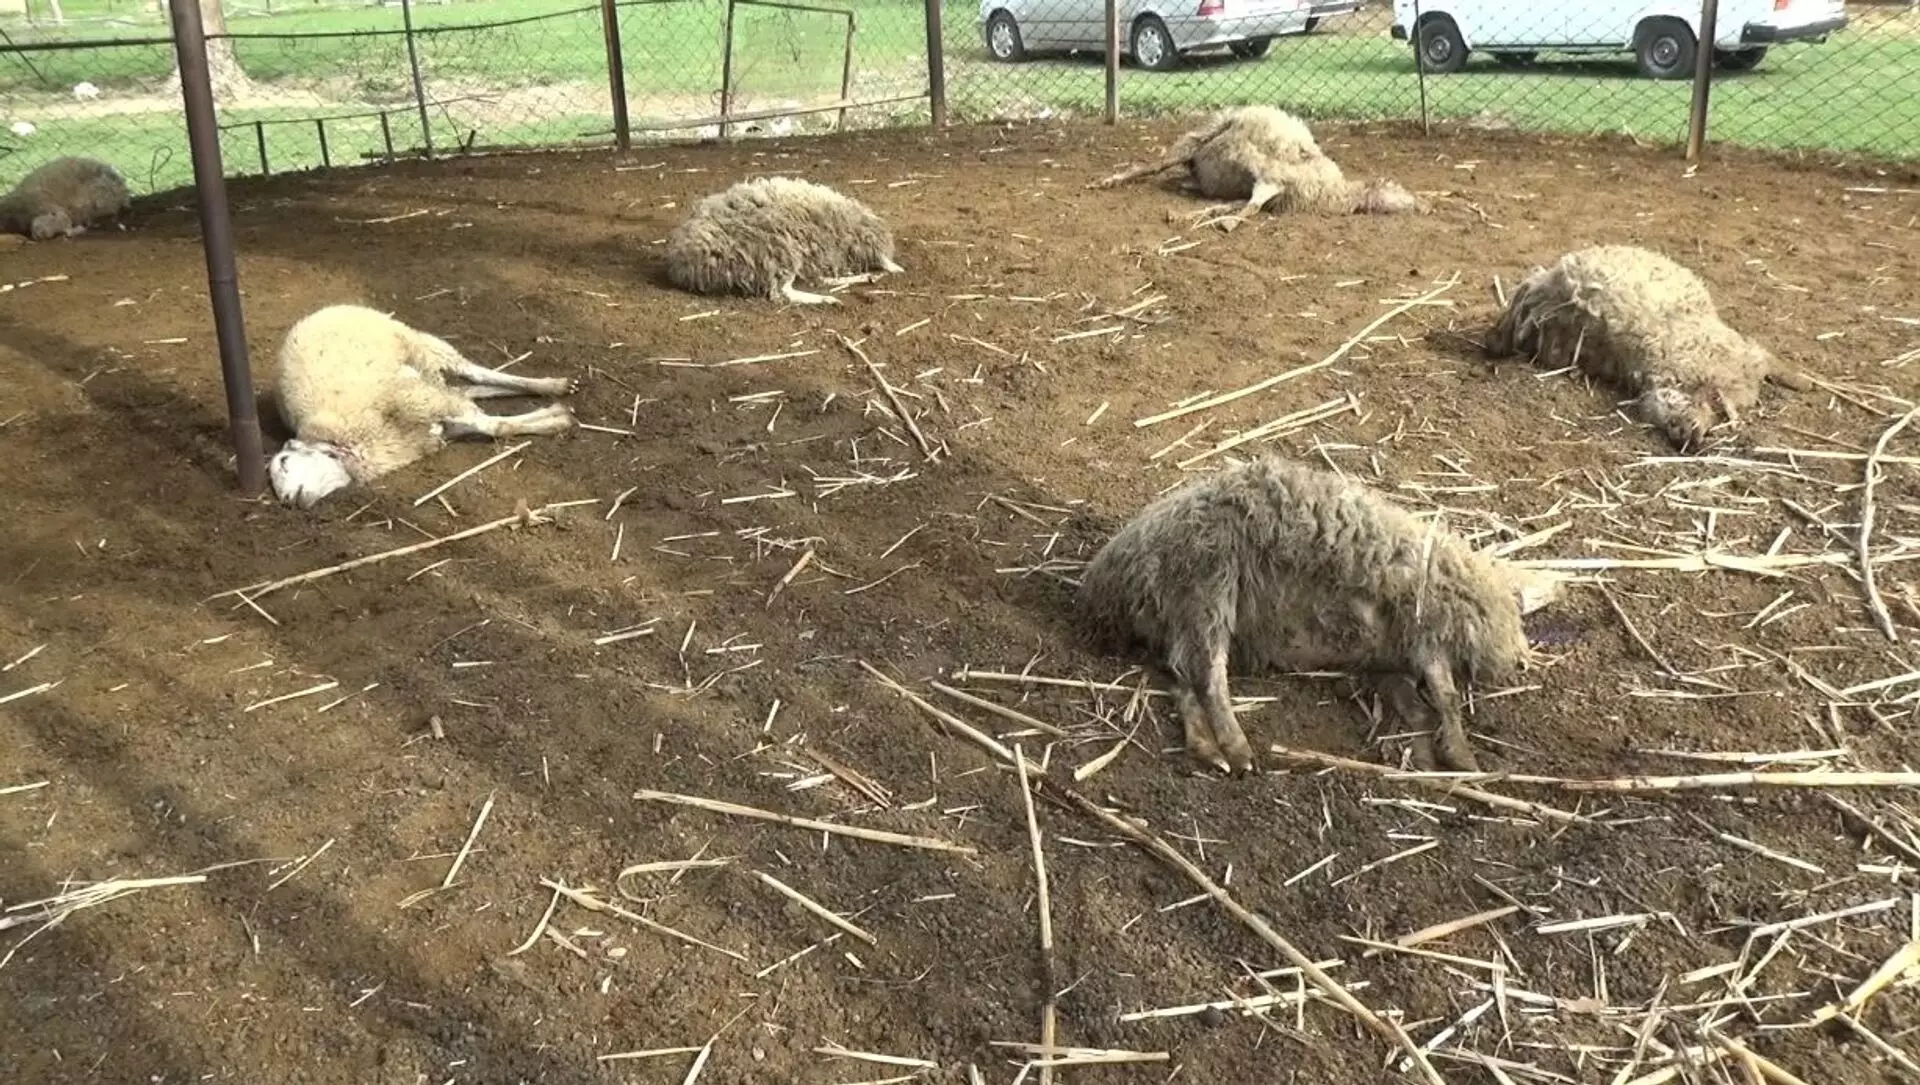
(0, 0, 1914, 199)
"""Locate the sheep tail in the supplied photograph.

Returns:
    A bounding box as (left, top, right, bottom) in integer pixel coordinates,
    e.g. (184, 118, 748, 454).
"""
(1087, 113, 1236, 189)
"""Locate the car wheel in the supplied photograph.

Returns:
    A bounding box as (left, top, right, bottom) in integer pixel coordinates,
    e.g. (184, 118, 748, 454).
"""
(1302, 15, 1320, 32)
(1131, 15, 1180, 71)
(1415, 14, 1468, 74)
(1635, 17, 1697, 80)
(984, 10, 1026, 62)
(1492, 50, 1537, 67)
(1229, 35, 1273, 59)
(1714, 45, 1766, 70)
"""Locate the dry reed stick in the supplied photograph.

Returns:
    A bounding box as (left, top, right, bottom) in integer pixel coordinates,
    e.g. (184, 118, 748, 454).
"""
(1534, 769, 1920, 792)
(1133, 275, 1459, 429)
(1268, 745, 1590, 824)
(1857, 406, 1915, 640)
(1043, 780, 1448, 1085)
(1014, 743, 1059, 1085)
(929, 681, 1072, 738)
(212, 499, 590, 601)
(440, 790, 495, 889)
(753, 870, 877, 946)
(1702, 1029, 1811, 1085)
(632, 789, 975, 855)
(859, 661, 1035, 771)
(840, 333, 939, 460)
(414, 441, 530, 507)
(539, 878, 746, 961)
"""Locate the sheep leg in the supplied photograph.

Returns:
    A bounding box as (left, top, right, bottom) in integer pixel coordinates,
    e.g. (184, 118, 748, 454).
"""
(1375, 673, 1444, 771)
(1233, 181, 1284, 226)
(441, 403, 575, 440)
(442, 357, 578, 399)
(776, 275, 840, 307)
(820, 272, 884, 289)
(459, 385, 539, 400)
(1418, 659, 1481, 773)
(1766, 366, 1814, 392)
(877, 256, 905, 275)
(1171, 685, 1230, 775)
(1198, 648, 1256, 774)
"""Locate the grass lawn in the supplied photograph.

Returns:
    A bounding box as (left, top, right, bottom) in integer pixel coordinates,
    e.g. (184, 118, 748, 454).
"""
(1, 0, 1913, 196)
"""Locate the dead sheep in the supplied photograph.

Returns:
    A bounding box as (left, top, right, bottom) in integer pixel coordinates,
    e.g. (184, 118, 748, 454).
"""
(1075, 454, 1559, 775)
(1487, 244, 1813, 450)
(0, 155, 130, 240)
(663, 176, 904, 306)
(268, 304, 579, 509)
(1087, 106, 1421, 231)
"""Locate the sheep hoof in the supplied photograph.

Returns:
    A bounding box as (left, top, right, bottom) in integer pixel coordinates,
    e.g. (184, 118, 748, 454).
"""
(1434, 732, 1481, 774)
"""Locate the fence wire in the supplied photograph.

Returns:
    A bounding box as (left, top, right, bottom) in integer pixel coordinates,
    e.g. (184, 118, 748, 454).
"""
(0, 0, 1914, 199)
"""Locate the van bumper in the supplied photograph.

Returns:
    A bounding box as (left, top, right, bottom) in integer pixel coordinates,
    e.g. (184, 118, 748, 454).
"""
(1742, 15, 1847, 43)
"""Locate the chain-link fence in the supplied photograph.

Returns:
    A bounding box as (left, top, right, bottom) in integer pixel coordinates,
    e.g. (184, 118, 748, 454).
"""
(0, 0, 932, 193)
(1, 0, 1914, 197)
(951, 0, 1918, 157)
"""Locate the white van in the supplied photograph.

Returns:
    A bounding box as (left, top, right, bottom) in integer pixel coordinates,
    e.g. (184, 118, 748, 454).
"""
(1389, 0, 1848, 78)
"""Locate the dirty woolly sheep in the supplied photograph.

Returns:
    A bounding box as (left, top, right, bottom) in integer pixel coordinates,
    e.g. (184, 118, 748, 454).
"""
(1487, 244, 1812, 450)
(1075, 454, 1561, 775)
(268, 304, 579, 509)
(663, 176, 903, 306)
(1087, 106, 1421, 231)
(0, 155, 131, 240)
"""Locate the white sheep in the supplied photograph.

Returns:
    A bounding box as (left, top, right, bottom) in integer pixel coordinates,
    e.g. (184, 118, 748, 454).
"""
(0, 155, 130, 240)
(1487, 244, 1813, 450)
(663, 176, 903, 306)
(1075, 453, 1559, 775)
(268, 304, 579, 509)
(1089, 106, 1422, 231)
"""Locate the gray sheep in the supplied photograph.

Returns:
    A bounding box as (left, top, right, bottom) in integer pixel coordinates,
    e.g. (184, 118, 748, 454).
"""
(1088, 106, 1421, 231)
(1487, 244, 1813, 450)
(1075, 454, 1558, 775)
(663, 176, 904, 306)
(268, 304, 578, 509)
(0, 155, 130, 240)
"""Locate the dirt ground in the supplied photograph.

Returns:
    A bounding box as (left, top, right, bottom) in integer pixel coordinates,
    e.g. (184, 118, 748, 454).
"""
(3, 120, 1919, 1085)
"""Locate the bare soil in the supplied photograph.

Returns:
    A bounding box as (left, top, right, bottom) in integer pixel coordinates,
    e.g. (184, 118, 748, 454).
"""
(3, 120, 1919, 1085)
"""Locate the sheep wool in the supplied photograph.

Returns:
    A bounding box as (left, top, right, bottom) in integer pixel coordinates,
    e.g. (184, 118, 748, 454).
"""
(1089, 106, 1422, 226)
(1487, 244, 1812, 450)
(268, 304, 578, 509)
(0, 155, 131, 240)
(1076, 453, 1545, 775)
(663, 176, 903, 306)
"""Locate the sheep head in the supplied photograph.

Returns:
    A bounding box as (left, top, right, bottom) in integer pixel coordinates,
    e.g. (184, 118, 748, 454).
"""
(269, 438, 354, 509)
(1353, 179, 1424, 215)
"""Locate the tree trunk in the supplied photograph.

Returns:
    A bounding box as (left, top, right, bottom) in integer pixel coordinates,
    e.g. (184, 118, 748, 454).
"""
(163, 0, 254, 101)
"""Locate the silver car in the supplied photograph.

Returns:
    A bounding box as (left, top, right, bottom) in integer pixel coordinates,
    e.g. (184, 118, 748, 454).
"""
(980, 0, 1314, 70)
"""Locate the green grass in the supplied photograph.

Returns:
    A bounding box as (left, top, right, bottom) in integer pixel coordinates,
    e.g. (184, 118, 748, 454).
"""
(1, 0, 1913, 197)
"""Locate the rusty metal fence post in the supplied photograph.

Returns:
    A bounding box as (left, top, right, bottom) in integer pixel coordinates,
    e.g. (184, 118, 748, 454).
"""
(1411, 0, 1430, 136)
(1104, 0, 1118, 123)
(719, 0, 737, 137)
(399, 0, 434, 158)
(167, 0, 267, 496)
(924, 0, 946, 127)
(1686, 0, 1720, 160)
(601, 0, 631, 150)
